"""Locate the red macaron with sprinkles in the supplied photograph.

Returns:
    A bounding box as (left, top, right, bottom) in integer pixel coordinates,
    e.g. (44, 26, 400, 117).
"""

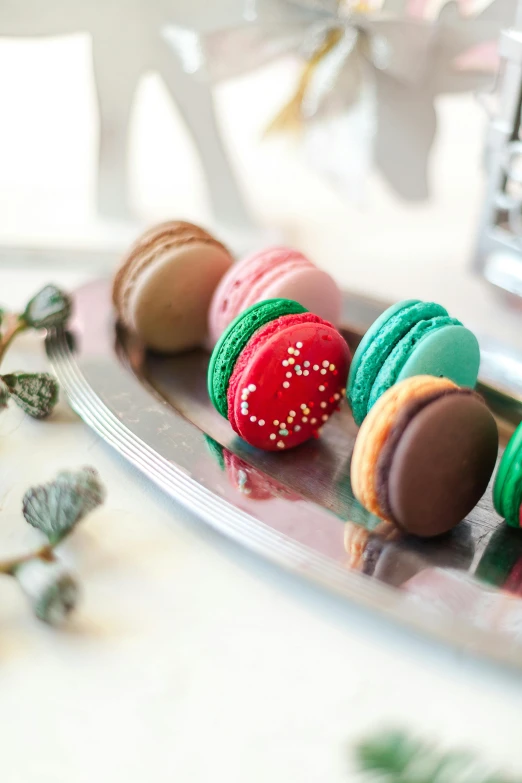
(207, 298, 351, 451)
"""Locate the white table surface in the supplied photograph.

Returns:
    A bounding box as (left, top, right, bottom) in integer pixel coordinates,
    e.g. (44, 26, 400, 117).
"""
(1, 41, 522, 781)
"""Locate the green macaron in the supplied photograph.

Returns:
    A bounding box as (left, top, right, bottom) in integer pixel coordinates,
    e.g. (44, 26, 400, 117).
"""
(347, 299, 481, 425)
(207, 298, 306, 418)
(493, 422, 522, 527)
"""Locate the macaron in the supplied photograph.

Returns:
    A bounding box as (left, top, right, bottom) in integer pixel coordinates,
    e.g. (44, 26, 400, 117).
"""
(476, 526, 522, 591)
(208, 246, 342, 346)
(351, 376, 498, 537)
(347, 299, 480, 426)
(207, 298, 351, 451)
(113, 220, 233, 353)
(493, 422, 522, 527)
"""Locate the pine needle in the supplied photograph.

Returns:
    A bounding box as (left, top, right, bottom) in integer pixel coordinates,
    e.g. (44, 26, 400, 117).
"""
(355, 731, 520, 783)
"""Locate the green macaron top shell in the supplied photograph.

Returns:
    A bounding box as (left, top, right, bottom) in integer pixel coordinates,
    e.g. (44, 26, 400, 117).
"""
(207, 298, 307, 418)
(367, 315, 461, 411)
(348, 300, 448, 425)
(494, 422, 522, 526)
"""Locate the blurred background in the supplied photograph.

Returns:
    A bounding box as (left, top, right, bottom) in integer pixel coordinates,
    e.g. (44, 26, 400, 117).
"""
(0, 0, 521, 344)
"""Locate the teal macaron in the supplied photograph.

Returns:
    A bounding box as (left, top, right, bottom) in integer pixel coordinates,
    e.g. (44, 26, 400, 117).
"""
(347, 299, 481, 426)
(493, 422, 522, 527)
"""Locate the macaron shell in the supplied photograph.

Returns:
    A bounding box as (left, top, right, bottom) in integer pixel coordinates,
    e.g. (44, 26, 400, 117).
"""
(397, 324, 480, 388)
(348, 300, 448, 425)
(367, 317, 471, 412)
(230, 321, 350, 451)
(208, 298, 307, 418)
(126, 242, 232, 353)
(493, 422, 522, 522)
(351, 376, 458, 518)
(387, 393, 498, 537)
(227, 312, 325, 431)
(259, 265, 342, 329)
(208, 247, 312, 345)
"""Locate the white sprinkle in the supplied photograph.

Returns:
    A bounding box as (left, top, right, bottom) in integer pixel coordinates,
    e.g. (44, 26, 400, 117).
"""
(322, 414, 328, 422)
(296, 342, 303, 349)
(282, 360, 289, 367)
(258, 419, 265, 426)
(283, 381, 290, 389)
(304, 361, 310, 368)
(319, 385, 325, 392)
(303, 370, 309, 376)
(311, 418, 317, 424)
(288, 347, 295, 354)
(248, 384, 256, 392)
(322, 360, 329, 368)
(295, 425, 301, 432)
(286, 372, 292, 379)
(334, 393, 340, 400)
(302, 417, 308, 423)
(250, 415, 257, 422)
(301, 404, 307, 410)
(273, 420, 279, 426)
(289, 410, 296, 417)
(242, 410, 248, 415)
(313, 365, 319, 371)
(294, 350, 300, 356)
(270, 433, 276, 440)
(277, 441, 285, 449)
(320, 369, 327, 375)
(320, 402, 327, 408)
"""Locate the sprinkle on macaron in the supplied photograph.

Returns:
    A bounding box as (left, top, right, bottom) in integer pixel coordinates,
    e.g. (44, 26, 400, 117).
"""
(208, 298, 351, 451)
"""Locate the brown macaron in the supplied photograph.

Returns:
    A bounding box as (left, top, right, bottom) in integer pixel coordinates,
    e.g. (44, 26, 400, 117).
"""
(113, 221, 233, 353)
(351, 376, 498, 537)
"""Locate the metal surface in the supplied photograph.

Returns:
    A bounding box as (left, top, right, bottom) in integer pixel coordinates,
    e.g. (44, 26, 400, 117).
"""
(47, 280, 522, 668)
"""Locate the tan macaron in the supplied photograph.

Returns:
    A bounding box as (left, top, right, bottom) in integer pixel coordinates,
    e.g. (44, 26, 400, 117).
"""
(113, 221, 233, 353)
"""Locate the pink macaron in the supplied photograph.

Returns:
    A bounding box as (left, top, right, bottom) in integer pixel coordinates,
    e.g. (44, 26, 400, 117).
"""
(208, 246, 342, 346)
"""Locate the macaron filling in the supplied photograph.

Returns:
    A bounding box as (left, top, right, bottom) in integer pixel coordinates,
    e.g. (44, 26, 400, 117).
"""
(348, 300, 448, 425)
(208, 298, 307, 417)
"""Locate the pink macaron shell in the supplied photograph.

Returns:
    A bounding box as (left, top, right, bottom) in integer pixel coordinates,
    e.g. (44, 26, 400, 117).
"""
(208, 247, 312, 346)
(257, 265, 342, 328)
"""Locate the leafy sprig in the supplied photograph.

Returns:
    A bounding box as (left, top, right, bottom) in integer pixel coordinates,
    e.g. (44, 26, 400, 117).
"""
(0, 284, 71, 420)
(0, 467, 106, 625)
(355, 730, 520, 783)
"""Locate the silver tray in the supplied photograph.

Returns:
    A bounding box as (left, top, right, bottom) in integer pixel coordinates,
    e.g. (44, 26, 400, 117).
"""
(47, 280, 522, 668)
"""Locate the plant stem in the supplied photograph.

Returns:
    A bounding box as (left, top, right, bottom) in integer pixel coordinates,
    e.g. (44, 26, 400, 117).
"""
(0, 316, 28, 366)
(0, 544, 56, 576)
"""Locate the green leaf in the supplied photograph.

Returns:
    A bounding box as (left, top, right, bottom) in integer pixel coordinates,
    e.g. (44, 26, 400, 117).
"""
(22, 466, 105, 541)
(355, 731, 520, 783)
(3, 372, 59, 419)
(14, 558, 79, 624)
(23, 285, 72, 329)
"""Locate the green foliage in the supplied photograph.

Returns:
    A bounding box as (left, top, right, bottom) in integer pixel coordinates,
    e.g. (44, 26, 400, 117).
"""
(355, 731, 519, 783)
(3, 371, 59, 419)
(22, 466, 106, 542)
(14, 558, 79, 625)
(22, 284, 72, 330)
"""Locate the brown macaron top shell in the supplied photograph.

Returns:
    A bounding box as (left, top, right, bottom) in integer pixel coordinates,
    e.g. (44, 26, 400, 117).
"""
(377, 388, 498, 537)
(113, 221, 233, 353)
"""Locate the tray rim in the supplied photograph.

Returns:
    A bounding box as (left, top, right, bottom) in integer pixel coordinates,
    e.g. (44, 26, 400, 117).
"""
(46, 279, 522, 670)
